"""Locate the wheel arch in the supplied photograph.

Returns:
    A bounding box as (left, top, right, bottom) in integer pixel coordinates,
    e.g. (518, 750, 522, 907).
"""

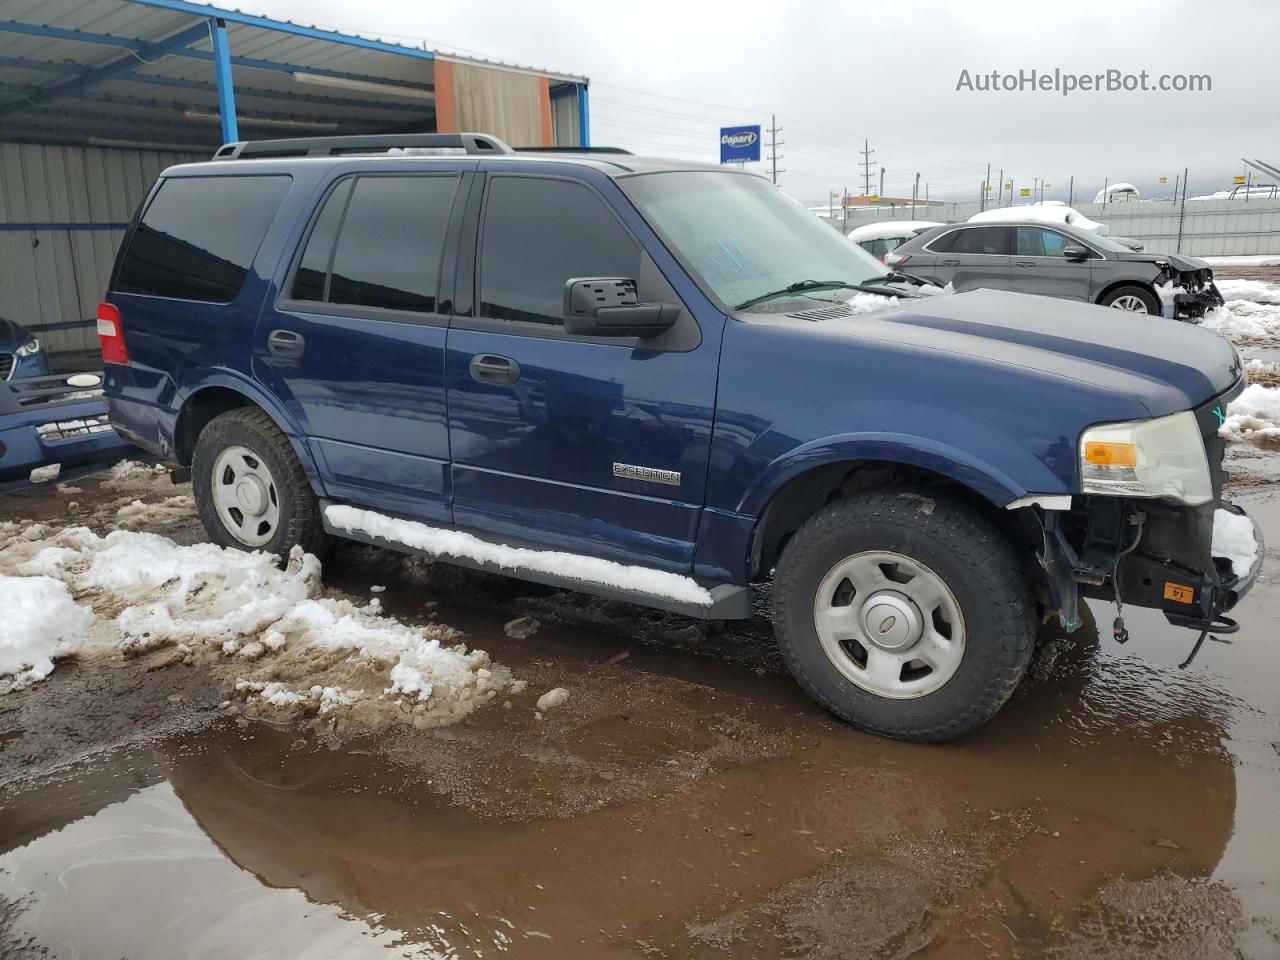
(744, 441, 1050, 583)
(174, 377, 324, 493)
(1094, 277, 1159, 309)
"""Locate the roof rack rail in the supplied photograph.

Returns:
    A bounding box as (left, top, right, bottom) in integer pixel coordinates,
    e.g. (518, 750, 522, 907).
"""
(212, 133, 513, 160)
(513, 146, 634, 155)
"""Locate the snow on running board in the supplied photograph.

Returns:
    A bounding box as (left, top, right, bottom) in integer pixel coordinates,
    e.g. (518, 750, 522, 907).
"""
(324, 505, 714, 607)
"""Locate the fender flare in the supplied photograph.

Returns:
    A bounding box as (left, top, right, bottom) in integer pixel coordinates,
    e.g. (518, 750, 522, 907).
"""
(736, 431, 1045, 519)
(173, 370, 326, 492)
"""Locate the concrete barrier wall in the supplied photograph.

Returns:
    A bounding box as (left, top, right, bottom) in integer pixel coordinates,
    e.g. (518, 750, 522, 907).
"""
(831, 198, 1280, 257)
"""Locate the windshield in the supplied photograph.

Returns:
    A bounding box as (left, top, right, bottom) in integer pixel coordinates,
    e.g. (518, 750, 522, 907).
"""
(621, 171, 889, 310)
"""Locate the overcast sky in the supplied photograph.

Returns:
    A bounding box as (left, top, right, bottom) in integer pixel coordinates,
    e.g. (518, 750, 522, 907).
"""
(247, 0, 1278, 203)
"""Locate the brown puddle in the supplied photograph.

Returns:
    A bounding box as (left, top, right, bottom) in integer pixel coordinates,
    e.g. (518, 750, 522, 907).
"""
(0, 475, 1278, 957)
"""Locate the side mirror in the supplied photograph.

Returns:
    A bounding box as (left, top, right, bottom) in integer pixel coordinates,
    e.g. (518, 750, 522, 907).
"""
(1062, 245, 1090, 262)
(563, 278, 680, 338)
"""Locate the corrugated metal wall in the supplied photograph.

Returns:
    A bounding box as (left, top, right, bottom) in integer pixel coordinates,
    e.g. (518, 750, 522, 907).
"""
(832, 198, 1280, 257)
(0, 142, 203, 366)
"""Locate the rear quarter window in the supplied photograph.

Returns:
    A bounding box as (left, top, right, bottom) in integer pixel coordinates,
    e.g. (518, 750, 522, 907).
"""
(114, 175, 291, 303)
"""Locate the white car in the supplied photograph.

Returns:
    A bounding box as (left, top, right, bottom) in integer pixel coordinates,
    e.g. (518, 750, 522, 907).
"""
(846, 220, 944, 260)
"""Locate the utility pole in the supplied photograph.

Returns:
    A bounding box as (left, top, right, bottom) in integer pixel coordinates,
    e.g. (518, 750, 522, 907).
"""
(842, 185, 849, 233)
(765, 114, 784, 186)
(982, 162, 991, 211)
(1068, 175, 1074, 207)
(997, 168, 1004, 206)
(860, 139, 876, 197)
(878, 167, 885, 199)
(911, 172, 920, 220)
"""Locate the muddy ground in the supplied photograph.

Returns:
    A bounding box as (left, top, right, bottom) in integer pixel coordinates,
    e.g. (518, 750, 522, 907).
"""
(1, 443, 1279, 957)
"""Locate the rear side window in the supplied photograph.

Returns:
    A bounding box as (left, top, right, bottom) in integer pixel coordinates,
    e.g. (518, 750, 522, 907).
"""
(479, 177, 641, 325)
(115, 176, 290, 302)
(947, 226, 1010, 256)
(290, 175, 458, 314)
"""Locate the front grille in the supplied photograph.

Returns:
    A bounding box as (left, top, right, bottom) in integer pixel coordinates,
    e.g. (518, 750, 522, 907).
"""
(0, 353, 13, 380)
(36, 415, 113, 442)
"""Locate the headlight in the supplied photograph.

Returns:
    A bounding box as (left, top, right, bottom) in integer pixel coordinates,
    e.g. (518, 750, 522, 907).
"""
(1079, 410, 1212, 505)
(15, 336, 40, 357)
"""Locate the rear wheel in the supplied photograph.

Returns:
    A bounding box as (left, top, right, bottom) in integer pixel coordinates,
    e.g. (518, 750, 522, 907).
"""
(192, 407, 333, 559)
(1100, 285, 1160, 315)
(772, 491, 1035, 742)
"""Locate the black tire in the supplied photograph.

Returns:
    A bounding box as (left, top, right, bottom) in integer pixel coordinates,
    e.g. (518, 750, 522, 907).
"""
(772, 490, 1035, 742)
(1099, 284, 1160, 315)
(192, 406, 334, 560)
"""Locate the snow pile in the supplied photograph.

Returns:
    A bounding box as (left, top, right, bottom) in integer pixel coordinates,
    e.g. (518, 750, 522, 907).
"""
(1202, 254, 1280, 267)
(0, 525, 515, 728)
(1212, 510, 1258, 578)
(1216, 278, 1280, 305)
(0, 575, 94, 683)
(115, 496, 196, 530)
(1245, 358, 1280, 386)
(325, 504, 714, 607)
(102, 459, 168, 489)
(1202, 280, 1280, 343)
(1220, 383, 1280, 442)
(969, 204, 1107, 234)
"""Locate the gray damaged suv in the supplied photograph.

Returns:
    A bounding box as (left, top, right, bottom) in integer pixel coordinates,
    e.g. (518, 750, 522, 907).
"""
(888, 221, 1223, 319)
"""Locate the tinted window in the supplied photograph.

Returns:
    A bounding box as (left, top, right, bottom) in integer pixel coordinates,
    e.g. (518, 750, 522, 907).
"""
(326, 176, 458, 313)
(950, 227, 1010, 255)
(292, 178, 352, 302)
(1016, 226, 1072, 257)
(115, 176, 290, 302)
(480, 177, 641, 325)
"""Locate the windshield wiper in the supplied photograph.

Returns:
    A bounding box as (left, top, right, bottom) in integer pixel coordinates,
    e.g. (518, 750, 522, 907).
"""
(733, 279, 859, 311)
(857, 271, 939, 288)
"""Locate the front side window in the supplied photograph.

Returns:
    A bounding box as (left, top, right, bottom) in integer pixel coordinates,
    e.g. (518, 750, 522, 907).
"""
(621, 171, 888, 311)
(479, 177, 642, 325)
(291, 175, 458, 314)
(1016, 226, 1072, 257)
(115, 175, 291, 302)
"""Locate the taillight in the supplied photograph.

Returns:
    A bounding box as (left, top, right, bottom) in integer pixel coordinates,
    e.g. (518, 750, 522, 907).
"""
(97, 302, 130, 366)
(884, 252, 911, 267)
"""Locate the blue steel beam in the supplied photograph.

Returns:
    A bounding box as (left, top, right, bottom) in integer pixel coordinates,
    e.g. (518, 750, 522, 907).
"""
(208, 17, 236, 143)
(125, 0, 435, 61)
(0, 56, 427, 114)
(0, 20, 211, 120)
(0, 22, 435, 91)
(577, 83, 590, 147)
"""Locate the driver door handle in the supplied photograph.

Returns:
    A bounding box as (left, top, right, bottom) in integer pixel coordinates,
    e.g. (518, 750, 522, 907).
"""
(1015, 260, 1036, 267)
(469, 353, 520, 385)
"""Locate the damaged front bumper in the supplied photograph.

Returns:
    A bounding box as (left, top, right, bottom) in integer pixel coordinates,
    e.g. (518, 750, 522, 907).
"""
(1160, 270, 1224, 321)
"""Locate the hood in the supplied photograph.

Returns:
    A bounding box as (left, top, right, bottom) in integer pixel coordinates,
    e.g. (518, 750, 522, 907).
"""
(1114, 251, 1211, 272)
(0, 314, 31, 351)
(819, 289, 1240, 414)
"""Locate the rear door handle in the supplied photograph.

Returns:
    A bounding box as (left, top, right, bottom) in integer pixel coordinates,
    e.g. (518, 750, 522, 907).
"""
(267, 329, 305, 358)
(1015, 260, 1036, 267)
(469, 353, 520, 385)
(940, 259, 961, 266)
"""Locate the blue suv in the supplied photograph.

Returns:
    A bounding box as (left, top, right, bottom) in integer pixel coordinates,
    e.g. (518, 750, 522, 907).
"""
(102, 133, 1262, 741)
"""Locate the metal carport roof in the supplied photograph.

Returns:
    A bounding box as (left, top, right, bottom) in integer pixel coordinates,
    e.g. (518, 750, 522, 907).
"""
(0, 0, 588, 151)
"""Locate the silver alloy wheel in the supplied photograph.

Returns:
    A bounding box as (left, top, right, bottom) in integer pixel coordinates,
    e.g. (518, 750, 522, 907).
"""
(812, 550, 966, 699)
(1109, 294, 1151, 313)
(211, 444, 281, 548)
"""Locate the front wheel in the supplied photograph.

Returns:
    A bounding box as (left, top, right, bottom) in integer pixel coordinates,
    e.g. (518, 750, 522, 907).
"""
(772, 491, 1035, 742)
(1100, 285, 1160, 315)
